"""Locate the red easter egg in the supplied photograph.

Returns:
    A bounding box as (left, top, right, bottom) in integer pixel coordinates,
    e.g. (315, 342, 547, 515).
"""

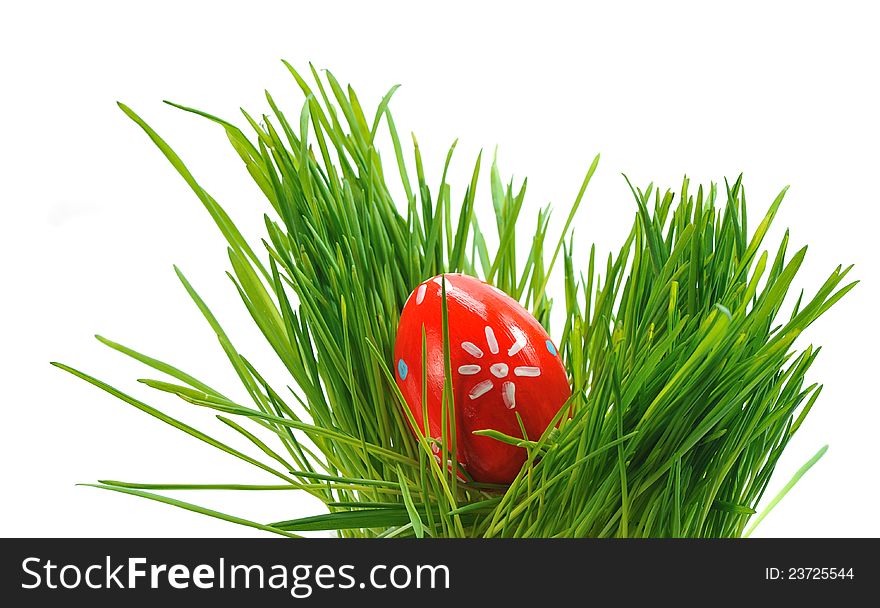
(393, 273, 571, 484)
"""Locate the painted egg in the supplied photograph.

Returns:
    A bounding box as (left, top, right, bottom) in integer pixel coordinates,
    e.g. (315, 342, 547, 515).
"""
(393, 273, 571, 484)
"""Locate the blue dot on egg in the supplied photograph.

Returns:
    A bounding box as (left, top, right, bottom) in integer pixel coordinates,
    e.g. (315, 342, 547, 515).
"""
(397, 358, 408, 380)
(545, 340, 557, 355)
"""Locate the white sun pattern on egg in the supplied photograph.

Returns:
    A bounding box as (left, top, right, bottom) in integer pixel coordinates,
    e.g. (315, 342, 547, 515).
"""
(455, 325, 543, 410)
(412, 276, 544, 409)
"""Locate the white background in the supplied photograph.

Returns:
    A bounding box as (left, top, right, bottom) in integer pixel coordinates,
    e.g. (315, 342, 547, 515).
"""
(1, 1, 877, 537)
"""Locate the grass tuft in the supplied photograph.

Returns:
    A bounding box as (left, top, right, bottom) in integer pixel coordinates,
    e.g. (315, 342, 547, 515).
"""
(56, 64, 856, 537)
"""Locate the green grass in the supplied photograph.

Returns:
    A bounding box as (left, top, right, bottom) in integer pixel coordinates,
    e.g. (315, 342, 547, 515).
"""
(54, 62, 856, 537)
